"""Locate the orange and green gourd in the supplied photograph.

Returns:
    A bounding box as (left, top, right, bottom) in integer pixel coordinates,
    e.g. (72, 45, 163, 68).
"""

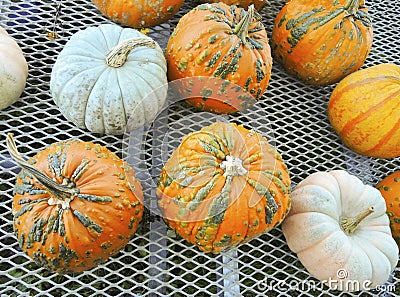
(91, 0, 185, 28)
(328, 63, 400, 159)
(377, 171, 400, 247)
(271, 0, 373, 85)
(166, 3, 273, 114)
(157, 122, 291, 253)
(7, 134, 144, 274)
(199, 0, 268, 10)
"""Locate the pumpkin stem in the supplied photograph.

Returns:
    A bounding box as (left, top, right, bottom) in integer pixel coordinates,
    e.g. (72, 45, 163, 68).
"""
(6, 133, 78, 206)
(106, 37, 157, 68)
(340, 206, 374, 234)
(233, 4, 259, 49)
(220, 155, 247, 177)
(344, 0, 361, 15)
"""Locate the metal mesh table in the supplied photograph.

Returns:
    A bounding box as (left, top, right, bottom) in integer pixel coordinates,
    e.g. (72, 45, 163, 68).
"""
(0, 0, 399, 296)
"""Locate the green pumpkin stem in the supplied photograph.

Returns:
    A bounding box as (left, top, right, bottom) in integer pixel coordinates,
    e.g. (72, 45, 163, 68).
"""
(233, 4, 259, 49)
(340, 206, 374, 234)
(6, 133, 78, 205)
(106, 37, 157, 68)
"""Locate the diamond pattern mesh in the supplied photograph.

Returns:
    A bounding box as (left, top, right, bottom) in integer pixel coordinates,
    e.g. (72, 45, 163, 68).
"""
(0, 0, 399, 296)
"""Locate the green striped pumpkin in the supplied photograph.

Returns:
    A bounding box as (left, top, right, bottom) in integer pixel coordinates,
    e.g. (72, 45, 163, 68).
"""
(7, 134, 143, 274)
(157, 122, 291, 253)
(271, 0, 373, 85)
(166, 3, 273, 113)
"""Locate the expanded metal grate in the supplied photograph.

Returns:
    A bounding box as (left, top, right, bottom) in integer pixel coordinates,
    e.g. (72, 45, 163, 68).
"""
(0, 0, 399, 296)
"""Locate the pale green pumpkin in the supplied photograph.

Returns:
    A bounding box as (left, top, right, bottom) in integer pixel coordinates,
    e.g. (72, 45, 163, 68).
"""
(50, 24, 167, 135)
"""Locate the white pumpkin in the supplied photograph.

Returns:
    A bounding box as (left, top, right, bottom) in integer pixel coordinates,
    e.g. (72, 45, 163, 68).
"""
(50, 24, 168, 135)
(0, 26, 28, 110)
(282, 170, 398, 292)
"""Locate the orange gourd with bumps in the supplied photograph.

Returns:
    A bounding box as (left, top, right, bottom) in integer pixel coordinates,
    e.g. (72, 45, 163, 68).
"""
(7, 134, 143, 274)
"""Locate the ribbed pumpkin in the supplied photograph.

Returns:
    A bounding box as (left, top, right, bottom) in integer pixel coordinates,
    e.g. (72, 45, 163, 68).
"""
(328, 63, 400, 158)
(282, 170, 398, 291)
(166, 3, 273, 114)
(6, 134, 143, 274)
(91, 0, 185, 28)
(377, 171, 400, 246)
(50, 24, 168, 135)
(271, 0, 373, 85)
(157, 122, 291, 253)
(199, 0, 267, 10)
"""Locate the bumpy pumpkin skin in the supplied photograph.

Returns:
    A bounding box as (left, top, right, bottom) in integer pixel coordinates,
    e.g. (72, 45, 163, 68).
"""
(199, 0, 267, 10)
(12, 140, 144, 274)
(271, 0, 373, 85)
(91, 0, 185, 28)
(377, 171, 400, 246)
(0, 26, 28, 110)
(328, 63, 400, 158)
(166, 3, 273, 114)
(157, 122, 291, 253)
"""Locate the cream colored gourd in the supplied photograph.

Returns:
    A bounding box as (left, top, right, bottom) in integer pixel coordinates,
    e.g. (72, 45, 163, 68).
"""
(50, 24, 167, 135)
(282, 170, 398, 291)
(0, 26, 28, 110)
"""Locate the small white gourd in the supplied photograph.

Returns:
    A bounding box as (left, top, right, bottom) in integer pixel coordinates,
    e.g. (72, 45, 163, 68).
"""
(282, 170, 398, 291)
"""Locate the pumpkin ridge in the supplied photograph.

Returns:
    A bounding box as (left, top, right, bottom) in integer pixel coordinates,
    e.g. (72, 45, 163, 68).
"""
(201, 130, 231, 155)
(206, 175, 232, 224)
(339, 89, 400, 136)
(328, 76, 400, 109)
(363, 117, 400, 155)
(197, 137, 228, 160)
(246, 177, 278, 224)
(286, 7, 343, 48)
(52, 63, 105, 105)
(186, 173, 222, 212)
(55, 65, 107, 123)
(261, 170, 288, 195)
(116, 67, 151, 121)
(72, 209, 103, 234)
(61, 36, 106, 58)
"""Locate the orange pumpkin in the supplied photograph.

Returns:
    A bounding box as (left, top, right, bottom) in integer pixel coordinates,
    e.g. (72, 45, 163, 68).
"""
(328, 63, 400, 158)
(157, 122, 291, 253)
(377, 171, 400, 246)
(166, 3, 273, 114)
(6, 134, 143, 274)
(198, 0, 267, 10)
(271, 0, 373, 85)
(91, 0, 185, 28)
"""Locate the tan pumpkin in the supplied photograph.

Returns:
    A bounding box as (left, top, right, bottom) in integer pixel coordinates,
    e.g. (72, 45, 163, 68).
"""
(328, 63, 400, 158)
(0, 26, 28, 110)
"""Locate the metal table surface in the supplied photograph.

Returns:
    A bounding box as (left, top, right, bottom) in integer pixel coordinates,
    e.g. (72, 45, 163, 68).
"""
(0, 0, 399, 296)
